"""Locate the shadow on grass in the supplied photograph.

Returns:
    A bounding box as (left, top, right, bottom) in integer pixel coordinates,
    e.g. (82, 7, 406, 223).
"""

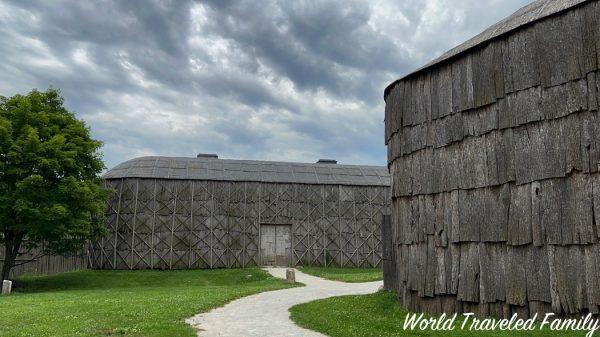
(13, 268, 281, 293)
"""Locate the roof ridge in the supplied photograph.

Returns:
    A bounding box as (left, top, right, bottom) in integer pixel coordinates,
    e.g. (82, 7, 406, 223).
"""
(384, 0, 592, 99)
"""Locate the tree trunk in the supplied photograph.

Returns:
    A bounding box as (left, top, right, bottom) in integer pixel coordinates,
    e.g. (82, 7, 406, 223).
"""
(1, 238, 22, 281)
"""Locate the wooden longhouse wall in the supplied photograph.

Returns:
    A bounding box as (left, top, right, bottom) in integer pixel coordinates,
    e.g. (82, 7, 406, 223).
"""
(91, 157, 390, 269)
(383, 0, 600, 317)
(0, 244, 87, 278)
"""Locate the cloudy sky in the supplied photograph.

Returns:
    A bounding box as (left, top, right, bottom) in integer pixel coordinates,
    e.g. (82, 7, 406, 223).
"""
(0, 0, 532, 169)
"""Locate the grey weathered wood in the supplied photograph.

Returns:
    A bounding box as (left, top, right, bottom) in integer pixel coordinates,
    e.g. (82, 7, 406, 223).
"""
(584, 244, 600, 310)
(537, 9, 585, 87)
(507, 25, 540, 92)
(431, 65, 453, 119)
(507, 184, 532, 245)
(458, 189, 482, 242)
(526, 246, 551, 302)
(0, 243, 88, 278)
(457, 243, 479, 302)
(472, 42, 501, 107)
(479, 243, 506, 303)
(286, 268, 295, 283)
(452, 55, 474, 113)
(384, 0, 600, 319)
(588, 72, 598, 112)
(482, 185, 510, 242)
(96, 176, 389, 270)
(505, 246, 528, 306)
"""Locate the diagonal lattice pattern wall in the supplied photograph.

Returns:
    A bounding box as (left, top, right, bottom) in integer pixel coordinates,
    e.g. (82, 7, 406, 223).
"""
(90, 178, 389, 269)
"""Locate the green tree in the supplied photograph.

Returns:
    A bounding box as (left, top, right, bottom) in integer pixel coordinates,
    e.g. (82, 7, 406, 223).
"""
(0, 89, 111, 280)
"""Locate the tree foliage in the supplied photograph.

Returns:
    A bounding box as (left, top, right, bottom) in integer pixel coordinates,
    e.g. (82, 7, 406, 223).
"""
(0, 89, 111, 279)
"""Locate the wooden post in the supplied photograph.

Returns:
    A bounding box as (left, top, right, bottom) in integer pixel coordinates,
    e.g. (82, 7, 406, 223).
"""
(2, 280, 11, 295)
(286, 268, 295, 284)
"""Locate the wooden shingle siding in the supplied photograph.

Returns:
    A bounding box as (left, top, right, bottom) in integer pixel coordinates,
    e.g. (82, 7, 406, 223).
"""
(384, 0, 600, 317)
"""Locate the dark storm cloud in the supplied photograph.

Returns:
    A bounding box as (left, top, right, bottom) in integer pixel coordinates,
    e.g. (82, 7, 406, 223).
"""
(0, 0, 532, 168)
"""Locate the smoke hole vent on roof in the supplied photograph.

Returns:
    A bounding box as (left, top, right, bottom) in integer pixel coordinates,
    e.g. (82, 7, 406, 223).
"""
(197, 153, 218, 158)
(316, 159, 337, 164)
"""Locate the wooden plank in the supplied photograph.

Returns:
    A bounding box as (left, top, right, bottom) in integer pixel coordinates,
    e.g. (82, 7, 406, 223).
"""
(424, 236, 436, 297)
(526, 246, 551, 302)
(549, 245, 588, 314)
(562, 173, 595, 245)
(537, 9, 585, 87)
(507, 183, 532, 245)
(457, 243, 480, 302)
(505, 245, 528, 306)
(435, 246, 447, 294)
(485, 133, 499, 186)
(500, 39, 514, 94)
(507, 25, 540, 92)
(496, 128, 516, 184)
(452, 55, 474, 113)
(407, 243, 421, 292)
(458, 189, 482, 242)
(460, 136, 488, 189)
(397, 197, 412, 244)
(482, 184, 510, 242)
(515, 123, 565, 185)
(431, 150, 443, 195)
(566, 78, 589, 114)
(449, 243, 461, 294)
(401, 81, 411, 127)
(417, 242, 427, 296)
(431, 65, 453, 119)
(411, 151, 423, 195)
(446, 190, 460, 244)
(530, 181, 544, 246)
(462, 105, 497, 138)
(509, 87, 542, 126)
(472, 43, 499, 107)
(542, 119, 567, 180)
(587, 72, 598, 112)
(581, 112, 599, 173)
(541, 82, 569, 120)
(584, 244, 600, 309)
(582, 2, 599, 73)
(411, 197, 425, 243)
(479, 243, 506, 303)
(446, 144, 462, 191)
(434, 194, 447, 247)
(539, 179, 564, 245)
(497, 97, 511, 129)
(594, 174, 600, 239)
(421, 149, 434, 195)
(423, 194, 436, 236)
(420, 73, 432, 124)
(395, 157, 413, 197)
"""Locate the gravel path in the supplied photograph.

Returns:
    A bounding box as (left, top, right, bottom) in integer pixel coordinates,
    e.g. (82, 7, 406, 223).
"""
(186, 268, 382, 337)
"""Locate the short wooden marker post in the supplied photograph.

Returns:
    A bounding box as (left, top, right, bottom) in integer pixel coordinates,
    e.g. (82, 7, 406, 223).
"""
(2, 280, 12, 295)
(286, 268, 295, 284)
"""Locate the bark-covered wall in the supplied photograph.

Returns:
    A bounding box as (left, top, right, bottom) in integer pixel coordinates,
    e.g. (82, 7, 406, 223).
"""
(384, 1, 600, 317)
(90, 178, 388, 269)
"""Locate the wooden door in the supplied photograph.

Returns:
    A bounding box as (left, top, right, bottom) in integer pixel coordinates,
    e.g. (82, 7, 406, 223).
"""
(260, 224, 291, 266)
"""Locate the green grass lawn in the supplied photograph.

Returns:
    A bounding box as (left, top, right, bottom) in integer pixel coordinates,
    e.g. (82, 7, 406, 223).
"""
(0, 268, 295, 337)
(299, 267, 383, 282)
(290, 292, 582, 337)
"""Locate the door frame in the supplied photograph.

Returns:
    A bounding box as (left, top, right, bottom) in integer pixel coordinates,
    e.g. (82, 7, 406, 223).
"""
(259, 223, 293, 267)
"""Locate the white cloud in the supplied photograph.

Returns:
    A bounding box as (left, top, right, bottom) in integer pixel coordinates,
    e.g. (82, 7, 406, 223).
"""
(0, 0, 534, 168)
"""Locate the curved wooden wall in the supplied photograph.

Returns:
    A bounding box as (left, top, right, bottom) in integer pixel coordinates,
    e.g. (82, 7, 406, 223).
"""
(384, 1, 600, 317)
